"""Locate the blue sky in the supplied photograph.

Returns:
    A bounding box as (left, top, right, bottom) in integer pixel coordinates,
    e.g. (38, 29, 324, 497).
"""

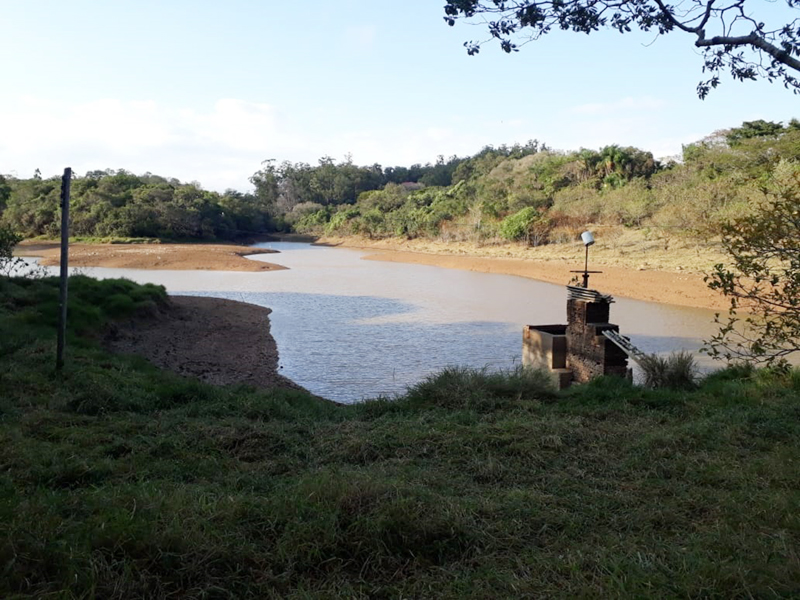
(1, 0, 797, 191)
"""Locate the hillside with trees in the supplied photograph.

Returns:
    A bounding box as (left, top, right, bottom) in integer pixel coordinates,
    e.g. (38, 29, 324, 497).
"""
(292, 119, 800, 247)
(0, 150, 540, 241)
(1, 120, 798, 248)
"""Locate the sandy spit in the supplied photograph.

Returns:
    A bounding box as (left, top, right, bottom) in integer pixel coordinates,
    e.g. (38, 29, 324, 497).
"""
(15, 241, 286, 272)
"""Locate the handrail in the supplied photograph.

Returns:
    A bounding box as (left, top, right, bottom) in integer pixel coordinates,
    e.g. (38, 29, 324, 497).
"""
(601, 329, 647, 365)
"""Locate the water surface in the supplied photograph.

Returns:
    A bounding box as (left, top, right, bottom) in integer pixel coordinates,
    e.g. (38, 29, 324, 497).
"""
(55, 242, 722, 403)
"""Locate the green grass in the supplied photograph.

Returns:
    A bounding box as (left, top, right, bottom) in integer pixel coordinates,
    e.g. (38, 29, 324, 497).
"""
(1, 276, 800, 597)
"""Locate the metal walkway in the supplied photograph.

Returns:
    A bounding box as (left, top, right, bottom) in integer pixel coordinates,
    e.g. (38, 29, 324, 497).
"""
(601, 329, 647, 364)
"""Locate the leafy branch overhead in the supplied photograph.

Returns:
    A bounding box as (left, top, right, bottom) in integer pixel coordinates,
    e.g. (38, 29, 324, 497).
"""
(443, 0, 800, 97)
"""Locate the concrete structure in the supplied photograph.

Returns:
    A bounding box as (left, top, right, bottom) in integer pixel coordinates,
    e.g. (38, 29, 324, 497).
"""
(523, 287, 630, 389)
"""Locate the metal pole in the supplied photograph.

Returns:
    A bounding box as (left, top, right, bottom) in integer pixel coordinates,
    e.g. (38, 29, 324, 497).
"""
(583, 244, 589, 288)
(56, 167, 71, 371)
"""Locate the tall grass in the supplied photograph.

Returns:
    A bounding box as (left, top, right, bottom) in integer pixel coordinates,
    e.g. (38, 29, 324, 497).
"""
(638, 350, 698, 390)
(402, 365, 556, 411)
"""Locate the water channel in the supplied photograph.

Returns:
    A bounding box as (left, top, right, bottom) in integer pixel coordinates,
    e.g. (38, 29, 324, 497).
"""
(53, 241, 724, 403)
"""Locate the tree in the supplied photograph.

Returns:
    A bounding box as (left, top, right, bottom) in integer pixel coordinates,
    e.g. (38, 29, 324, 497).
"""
(249, 159, 280, 209)
(0, 225, 22, 276)
(726, 119, 788, 145)
(704, 159, 800, 364)
(499, 206, 551, 245)
(0, 175, 11, 212)
(443, 0, 800, 97)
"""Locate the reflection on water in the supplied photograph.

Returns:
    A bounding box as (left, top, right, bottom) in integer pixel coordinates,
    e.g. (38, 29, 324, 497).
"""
(43, 242, 723, 403)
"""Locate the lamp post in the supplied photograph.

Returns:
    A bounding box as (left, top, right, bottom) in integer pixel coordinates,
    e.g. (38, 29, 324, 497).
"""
(570, 230, 602, 288)
(581, 231, 594, 287)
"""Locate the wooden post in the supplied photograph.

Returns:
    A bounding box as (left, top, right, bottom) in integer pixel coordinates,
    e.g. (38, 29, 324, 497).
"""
(56, 167, 71, 371)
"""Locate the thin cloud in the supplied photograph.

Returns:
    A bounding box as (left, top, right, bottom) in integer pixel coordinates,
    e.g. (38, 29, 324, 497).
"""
(0, 97, 282, 190)
(569, 96, 667, 116)
(0, 96, 489, 190)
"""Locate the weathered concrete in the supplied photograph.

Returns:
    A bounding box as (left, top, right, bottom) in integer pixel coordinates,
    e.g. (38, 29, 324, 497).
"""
(523, 288, 630, 388)
(522, 324, 567, 369)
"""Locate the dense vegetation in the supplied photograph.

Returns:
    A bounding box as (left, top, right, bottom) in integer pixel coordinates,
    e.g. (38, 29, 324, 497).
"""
(294, 119, 800, 245)
(2, 121, 798, 246)
(2, 276, 800, 597)
(0, 169, 278, 242)
(0, 143, 542, 242)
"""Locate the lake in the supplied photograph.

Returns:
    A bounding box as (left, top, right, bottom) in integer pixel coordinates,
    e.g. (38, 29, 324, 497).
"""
(48, 242, 725, 403)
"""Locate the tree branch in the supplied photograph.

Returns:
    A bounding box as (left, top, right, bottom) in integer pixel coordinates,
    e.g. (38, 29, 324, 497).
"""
(655, 0, 702, 35)
(696, 32, 800, 72)
(652, 0, 709, 33)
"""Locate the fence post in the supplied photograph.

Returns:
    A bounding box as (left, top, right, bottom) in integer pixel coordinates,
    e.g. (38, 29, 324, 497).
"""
(56, 167, 71, 371)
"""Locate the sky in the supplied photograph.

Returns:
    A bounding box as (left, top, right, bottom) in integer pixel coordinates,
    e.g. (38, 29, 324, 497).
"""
(1, 0, 798, 192)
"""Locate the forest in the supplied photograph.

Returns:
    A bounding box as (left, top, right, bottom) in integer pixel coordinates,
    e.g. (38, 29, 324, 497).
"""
(1, 120, 798, 244)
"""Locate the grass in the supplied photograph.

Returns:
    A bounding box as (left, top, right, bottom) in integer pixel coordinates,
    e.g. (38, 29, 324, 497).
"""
(1, 276, 800, 597)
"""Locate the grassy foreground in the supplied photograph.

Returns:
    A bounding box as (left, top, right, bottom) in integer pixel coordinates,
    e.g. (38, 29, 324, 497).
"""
(1, 277, 800, 598)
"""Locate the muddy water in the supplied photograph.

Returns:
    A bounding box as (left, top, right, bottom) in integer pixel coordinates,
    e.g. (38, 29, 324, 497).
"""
(60, 242, 722, 403)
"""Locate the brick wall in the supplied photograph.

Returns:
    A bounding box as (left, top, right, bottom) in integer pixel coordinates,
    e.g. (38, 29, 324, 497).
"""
(565, 299, 628, 383)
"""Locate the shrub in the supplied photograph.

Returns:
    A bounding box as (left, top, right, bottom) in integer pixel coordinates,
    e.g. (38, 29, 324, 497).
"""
(325, 206, 360, 235)
(705, 159, 800, 365)
(0, 225, 23, 276)
(638, 351, 698, 390)
(499, 207, 550, 245)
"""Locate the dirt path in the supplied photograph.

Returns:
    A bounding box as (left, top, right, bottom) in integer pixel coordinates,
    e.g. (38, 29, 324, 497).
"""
(103, 296, 307, 392)
(16, 241, 286, 272)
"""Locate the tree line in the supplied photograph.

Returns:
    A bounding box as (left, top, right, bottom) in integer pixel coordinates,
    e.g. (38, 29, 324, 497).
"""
(1, 122, 798, 245)
(294, 119, 800, 246)
(0, 141, 544, 241)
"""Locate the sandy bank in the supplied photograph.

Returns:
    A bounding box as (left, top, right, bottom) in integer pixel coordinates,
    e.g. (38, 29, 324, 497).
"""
(104, 296, 307, 393)
(15, 241, 286, 272)
(318, 235, 730, 312)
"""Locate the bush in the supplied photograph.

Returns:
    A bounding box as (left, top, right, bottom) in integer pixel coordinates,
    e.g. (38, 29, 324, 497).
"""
(499, 207, 550, 245)
(325, 206, 360, 235)
(705, 159, 800, 365)
(638, 351, 698, 390)
(0, 225, 23, 276)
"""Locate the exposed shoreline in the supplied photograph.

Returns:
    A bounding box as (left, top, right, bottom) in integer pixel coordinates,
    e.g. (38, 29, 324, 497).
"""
(15, 240, 287, 272)
(317, 235, 730, 312)
(104, 295, 309, 394)
(16, 235, 730, 311)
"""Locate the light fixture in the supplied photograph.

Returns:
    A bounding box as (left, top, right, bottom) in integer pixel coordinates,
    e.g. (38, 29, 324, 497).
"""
(570, 230, 602, 288)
